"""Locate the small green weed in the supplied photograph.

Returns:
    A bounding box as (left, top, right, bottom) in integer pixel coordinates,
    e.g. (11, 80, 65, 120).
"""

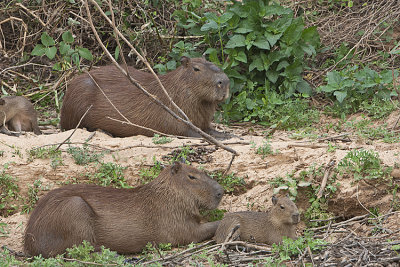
(0, 222, 9, 237)
(67, 144, 104, 165)
(0, 164, 20, 216)
(22, 179, 42, 214)
(88, 162, 130, 188)
(164, 146, 195, 164)
(338, 149, 392, 182)
(152, 134, 173, 144)
(210, 171, 246, 194)
(359, 98, 398, 120)
(139, 158, 163, 184)
(270, 173, 311, 200)
(304, 198, 334, 228)
(252, 140, 275, 158)
(141, 242, 172, 261)
(28, 146, 63, 169)
(345, 118, 400, 143)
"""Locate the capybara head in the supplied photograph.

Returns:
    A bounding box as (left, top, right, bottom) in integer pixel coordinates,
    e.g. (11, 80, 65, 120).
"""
(164, 161, 224, 210)
(271, 195, 300, 225)
(179, 57, 230, 103)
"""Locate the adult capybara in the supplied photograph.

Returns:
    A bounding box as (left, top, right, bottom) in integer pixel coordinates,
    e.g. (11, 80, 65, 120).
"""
(0, 96, 41, 136)
(24, 162, 224, 258)
(214, 195, 300, 244)
(60, 57, 230, 137)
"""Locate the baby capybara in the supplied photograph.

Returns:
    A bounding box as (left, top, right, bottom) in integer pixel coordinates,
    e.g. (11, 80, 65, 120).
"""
(60, 57, 230, 137)
(214, 195, 299, 244)
(24, 162, 224, 258)
(0, 96, 41, 136)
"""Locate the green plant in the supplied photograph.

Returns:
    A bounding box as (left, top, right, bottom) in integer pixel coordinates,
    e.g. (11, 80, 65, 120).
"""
(252, 139, 274, 158)
(359, 98, 398, 120)
(210, 171, 246, 194)
(338, 149, 392, 182)
(270, 173, 311, 199)
(152, 134, 173, 144)
(318, 66, 398, 115)
(174, 0, 320, 123)
(67, 144, 104, 165)
(139, 158, 163, 184)
(31, 31, 93, 70)
(167, 146, 195, 164)
(0, 222, 9, 237)
(0, 164, 20, 216)
(88, 162, 130, 188)
(201, 209, 226, 222)
(28, 146, 63, 169)
(141, 242, 172, 261)
(272, 233, 327, 261)
(22, 179, 42, 214)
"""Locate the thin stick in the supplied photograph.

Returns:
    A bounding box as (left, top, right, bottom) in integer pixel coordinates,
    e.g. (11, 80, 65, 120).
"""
(56, 105, 93, 150)
(317, 160, 336, 199)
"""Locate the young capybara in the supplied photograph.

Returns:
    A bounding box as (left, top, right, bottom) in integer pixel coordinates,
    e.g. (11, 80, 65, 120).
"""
(0, 96, 41, 136)
(60, 57, 230, 137)
(24, 161, 224, 258)
(214, 195, 300, 244)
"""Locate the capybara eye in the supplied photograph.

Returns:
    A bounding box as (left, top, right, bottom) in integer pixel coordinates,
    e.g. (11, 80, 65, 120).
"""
(280, 205, 285, 209)
(188, 175, 197, 180)
(193, 66, 200, 72)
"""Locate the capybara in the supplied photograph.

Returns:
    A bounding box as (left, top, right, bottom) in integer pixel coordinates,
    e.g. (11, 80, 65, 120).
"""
(24, 162, 224, 258)
(0, 96, 41, 136)
(214, 195, 300, 244)
(60, 57, 230, 137)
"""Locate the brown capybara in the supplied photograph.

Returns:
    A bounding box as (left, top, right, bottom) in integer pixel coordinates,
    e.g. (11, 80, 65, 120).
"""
(60, 57, 230, 137)
(214, 195, 300, 244)
(24, 161, 224, 258)
(0, 96, 41, 136)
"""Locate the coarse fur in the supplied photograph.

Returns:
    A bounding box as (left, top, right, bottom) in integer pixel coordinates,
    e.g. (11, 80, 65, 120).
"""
(60, 57, 230, 137)
(24, 162, 224, 258)
(0, 96, 41, 136)
(214, 195, 300, 244)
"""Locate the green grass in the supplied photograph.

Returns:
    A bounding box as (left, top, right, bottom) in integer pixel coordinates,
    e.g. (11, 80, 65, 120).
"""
(21, 179, 42, 214)
(67, 144, 104, 165)
(139, 158, 163, 184)
(88, 162, 130, 188)
(0, 164, 20, 217)
(28, 146, 63, 169)
(210, 171, 246, 194)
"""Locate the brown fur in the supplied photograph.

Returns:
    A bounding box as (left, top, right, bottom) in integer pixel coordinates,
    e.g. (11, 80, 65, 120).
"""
(24, 162, 224, 258)
(0, 96, 41, 136)
(214, 196, 300, 244)
(60, 57, 230, 137)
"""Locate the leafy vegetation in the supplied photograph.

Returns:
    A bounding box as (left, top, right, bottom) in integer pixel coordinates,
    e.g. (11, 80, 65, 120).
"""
(67, 145, 105, 165)
(22, 179, 43, 214)
(0, 164, 20, 217)
(139, 158, 163, 184)
(152, 134, 173, 144)
(28, 146, 63, 169)
(88, 162, 130, 188)
(210, 171, 246, 194)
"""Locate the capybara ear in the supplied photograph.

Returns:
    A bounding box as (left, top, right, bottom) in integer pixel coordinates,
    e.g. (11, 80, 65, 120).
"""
(180, 56, 190, 67)
(272, 195, 278, 205)
(0, 99, 5, 105)
(171, 161, 182, 174)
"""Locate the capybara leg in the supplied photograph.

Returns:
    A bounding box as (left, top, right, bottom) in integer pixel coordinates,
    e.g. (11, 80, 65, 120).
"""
(8, 119, 22, 134)
(0, 125, 19, 136)
(214, 217, 241, 243)
(24, 196, 96, 258)
(31, 119, 42, 135)
(193, 221, 221, 243)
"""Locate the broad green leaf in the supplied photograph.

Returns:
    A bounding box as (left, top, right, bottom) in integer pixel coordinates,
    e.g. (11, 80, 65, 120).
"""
(201, 21, 219, 31)
(45, 46, 57, 59)
(301, 26, 320, 48)
(265, 5, 292, 16)
(276, 60, 289, 71)
(204, 12, 218, 22)
(249, 57, 263, 72)
(166, 60, 176, 70)
(334, 91, 347, 103)
(71, 52, 80, 67)
(31, 44, 46, 56)
(281, 17, 304, 45)
(62, 31, 74, 43)
(253, 35, 270, 50)
(59, 42, 71, 56)
(235, 51, 247, 63)
(267, 69, 278, 84)
(41, 32, 55, 47)
(220, 12, 234, 24)
(245, 98, 256, 110)
(264, 32, 282, 47)
(226, 35, 246, 48)
(296, 80, 312, 95)
(298, 181, 311, 187)
(114, 46, 120, 61)
(77, 47, 93, 61)
(326, 71, 342, 86)
(235, 27, 253, 34)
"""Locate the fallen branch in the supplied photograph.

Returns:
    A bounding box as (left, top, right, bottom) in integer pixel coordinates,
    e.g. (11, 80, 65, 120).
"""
(317, 159, 336, 199)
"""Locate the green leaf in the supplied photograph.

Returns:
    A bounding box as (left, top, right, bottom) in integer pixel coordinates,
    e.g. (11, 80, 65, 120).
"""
(281, 17, 304, 45)
(334, 91, 347, 103)
(253, 35, 270, 50)
(326, 71, 342, 86)
(276, 60, 289, 71)
(267, 69, 278, 84)
(71, 52, 80, 67)
(45, 46, 57, 59)
(297, 80, 312, 95)
(249, 57, 263, 72)
(31, 44, 46, 56)
(298, 181, 311, 187)
(235, 51, 247, 63)
(226, 35, 246, 48)
(235, 27, 253, 34)
(41, 32, 55, 47)
(201, 21, 219, 31)
(220, 12, 234, 24)
(166, 60, 176, 70)
(77, 47, 93, 61)
(114, 46, 120, 60)
(62, 31, 74, 43)
(59, 42, 71, 56)
(301, 26, 320, 48)
(264, 32, 282, 47)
